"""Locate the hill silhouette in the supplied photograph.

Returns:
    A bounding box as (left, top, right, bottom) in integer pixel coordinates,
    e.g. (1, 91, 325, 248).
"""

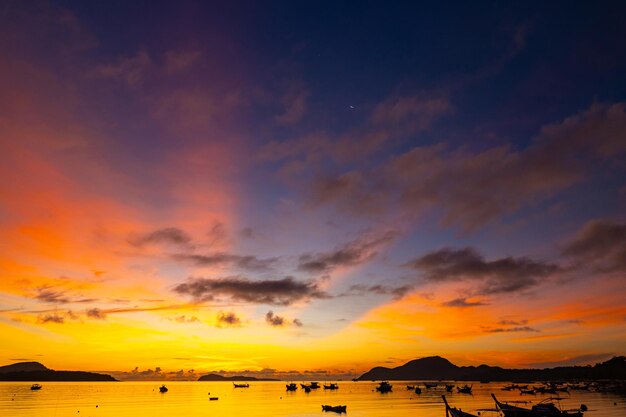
(0, 362, 49, 373)
(357, 355, 626, 381)
(0, 361, 116, 381)
(198, 373, 278, 381)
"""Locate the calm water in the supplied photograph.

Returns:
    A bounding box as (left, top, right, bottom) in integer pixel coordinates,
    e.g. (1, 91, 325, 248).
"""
(1, 381, 624, 417)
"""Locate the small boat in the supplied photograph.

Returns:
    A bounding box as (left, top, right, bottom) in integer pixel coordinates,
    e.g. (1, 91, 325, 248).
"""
(322, 404, 347, 413)
(233, 383, 250, 388)
(424, 382, 438, 389)
(445, 384, 454, 392)
(406, 385, 415, 390)
(324, 383, 339, 390)
(457, 384, 472, 394)
(376, 381, 392, 393)
(442, 395, 479, 417)
(286, 383, 298, 391)
(492, 393, 586, 417)
(415, 387, 422, 394)
(303, 385, 311, 393)
(310, 382, 321, 389)
(520, 389, 536, 395)
(159, 385, 168, 393)
(209, 397, 219, 401)
(30, 384, 42, 390)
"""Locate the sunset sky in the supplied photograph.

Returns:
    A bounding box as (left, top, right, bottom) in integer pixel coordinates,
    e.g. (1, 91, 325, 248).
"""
(1, 1, 625, 380)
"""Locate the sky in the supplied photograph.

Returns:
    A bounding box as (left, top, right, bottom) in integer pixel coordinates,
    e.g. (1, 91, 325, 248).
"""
(0, 0, 625, 380)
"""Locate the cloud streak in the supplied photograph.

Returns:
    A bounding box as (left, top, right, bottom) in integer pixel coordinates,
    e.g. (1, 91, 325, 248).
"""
(173, 276, 328, 306)
(407, 247, 558, 295)
(562, 219, 626, 272)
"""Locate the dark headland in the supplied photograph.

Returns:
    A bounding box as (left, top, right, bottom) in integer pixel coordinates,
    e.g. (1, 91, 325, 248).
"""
(0, 362, 117, 381)
(198, 373, 278, 382)
(357, 355, 626, 381)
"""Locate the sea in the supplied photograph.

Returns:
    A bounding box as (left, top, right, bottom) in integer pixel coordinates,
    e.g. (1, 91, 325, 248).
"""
(1, 381, 624, 417)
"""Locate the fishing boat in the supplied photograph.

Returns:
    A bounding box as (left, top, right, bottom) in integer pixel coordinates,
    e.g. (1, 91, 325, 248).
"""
(492, 393, 587, 417)
(442, 395, 479, 417)
(322, 404, 347, 413)
(520, 389, 536, 395)
(415, 386, 422, 394)
(406, 385, 415, 390)
(324, 383, 339, 390)
(425, 382, 438, 388)
(209, 397, 219, 401)
(457, 384, 473, 394)
(310, 382, 321, 389)
(233, 383, 249, 388)
(159, 385, 168, 393)
(376, 381, 392, 393)
(30, 384, 42, 390)
(445, 384, 454, 392)
(286, 383, 298, 391)
(303, 385, 312, 393)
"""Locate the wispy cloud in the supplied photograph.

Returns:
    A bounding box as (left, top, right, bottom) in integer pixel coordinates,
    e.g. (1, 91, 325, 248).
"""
(128, 227, 192, 247)
(297, 230, 396, 273)
(441, 297, 488, 308)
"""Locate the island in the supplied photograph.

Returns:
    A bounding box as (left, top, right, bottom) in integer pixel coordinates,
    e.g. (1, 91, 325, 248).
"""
(198, 373, 278, 382)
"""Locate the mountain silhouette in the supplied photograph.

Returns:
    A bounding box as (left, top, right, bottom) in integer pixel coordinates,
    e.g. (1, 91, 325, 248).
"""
(357, 355, 626, 381)
(0, 361, 116, 381)
(0, 361, 49, 373)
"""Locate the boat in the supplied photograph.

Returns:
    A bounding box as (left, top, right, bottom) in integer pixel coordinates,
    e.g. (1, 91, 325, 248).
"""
(310, 382, 321, 389)
(303, 385, 311, 393)
(445, 384, 454, 392)
(406, 385, 415, 390)
(492, 393, 587, 417)
(424, 382, 438, 388)
(415, 387, 422, 394)
(233, 383, 249, 388)
(376, 381, 392, 393)
(286, 383, 298, 391)
(30, 384, 42, 390)
(159, 385, 168, 393)
(442, 395, 479, 417)
(520, 389, 536, 395)
(209, 397, 219, 401)
(324, 383, 339, 390)
(322, 404, 347, 413)
(457, 384, 473, 394)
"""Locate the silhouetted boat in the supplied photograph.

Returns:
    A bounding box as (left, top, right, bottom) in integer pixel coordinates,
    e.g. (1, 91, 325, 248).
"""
(425, 382, 438, 388)
(376, 381, 392, 393)
(445, 384, 454, 392)
(324, 383, 339, 390)
(286, 383, 297, 391)
(310, 382, 321, 389)
(233, 383, 249, 388)
(322, 404, 347, 413)
(209, 397, 218, 401)
(442, 395, 478, 417)
(406, 385, 415, 390)
(520, 389, 536, 395)
(30, 384, 42, 390)
(159, 385, 168, 393)
(492, 393, 586, 417)
(415, 386, 422, 394)
(457, 384, 472, 394)
(302, 384, 312, 393)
